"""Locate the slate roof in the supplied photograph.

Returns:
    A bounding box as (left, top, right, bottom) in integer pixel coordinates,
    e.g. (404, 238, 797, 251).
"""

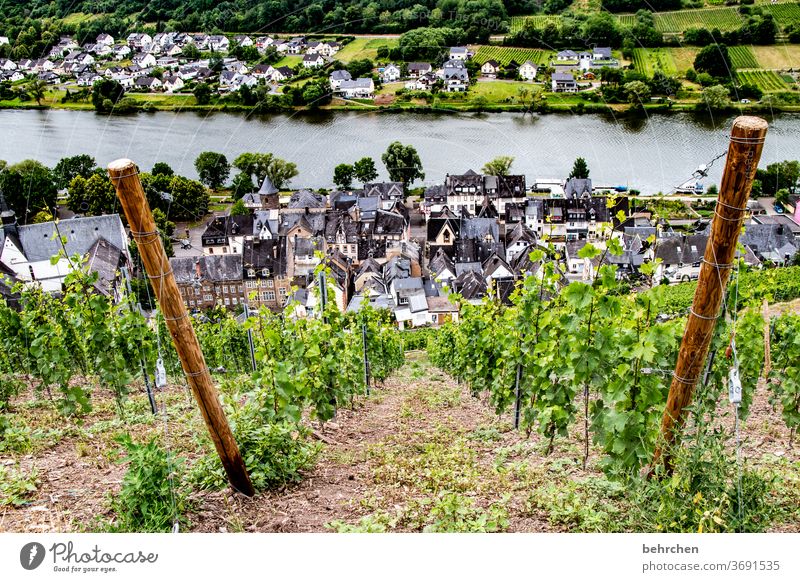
(258, 175, 279, 196)
(564, 178, 593, 199)
(288, 189, 326, 209)
(242, 238, 287, 276)
(363, 182, 404, 200)
(429, 247, 456, 278)
(507, 221, 537, 246)
(452, 270, 486, 300)
(17, 215, 127, 263)
(325, 211, 359, 243)
(85, 237, 124, 295)
(171, 255, 243, 284)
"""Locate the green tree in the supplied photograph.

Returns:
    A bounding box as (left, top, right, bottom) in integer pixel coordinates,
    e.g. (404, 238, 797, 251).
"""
(153, 207, 175, 257)
(233, 153, 273, 183)
(27, 79, 48, 105)
(569, 157, 590, 179)
(0, 160, 57, 221)
(66, 174, 116, 216)
(265, 158, 298, 189)
(302, 80, 330, 108)
(170, 175, 210, 220)
(182, 44, 201, 59)
(624, 80, 651, 104)
(53, 154, 97, 189)
(775, 188, 790, 207)
(92, 79, 125, 112)
(230, 198, 248, 216)
(231, 172, 254, 200)
(694, 44, 734, 80)
(333, 164, 354, 189)
(194, 151, 230, 190)
(151, 162, 174, 177)
(700, 84, 731, 111)
(381, 142, 425, 192)
(756, 160, 800, 196)
(482, 156, 514, 176)
(193, 83, 212, 105)
(353, 157, 378, 184)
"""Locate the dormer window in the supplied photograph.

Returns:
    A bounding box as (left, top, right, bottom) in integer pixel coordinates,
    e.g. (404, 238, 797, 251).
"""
(248, 269, 255, 277)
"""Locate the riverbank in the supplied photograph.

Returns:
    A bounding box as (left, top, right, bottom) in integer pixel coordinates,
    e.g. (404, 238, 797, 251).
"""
(3, 94, 800, 116)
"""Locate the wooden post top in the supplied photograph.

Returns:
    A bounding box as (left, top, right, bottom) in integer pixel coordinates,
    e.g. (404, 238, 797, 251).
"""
(732, 116, 769, 132)
(108, 158, 137, 174)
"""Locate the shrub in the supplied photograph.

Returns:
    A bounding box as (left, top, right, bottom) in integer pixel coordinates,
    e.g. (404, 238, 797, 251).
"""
(0, 464, 38, 506)
(109, 434, 187, 532)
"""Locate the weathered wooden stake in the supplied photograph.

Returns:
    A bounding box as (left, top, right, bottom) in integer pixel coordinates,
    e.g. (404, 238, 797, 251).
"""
(651, 116, 768, 472)
(362, 322, 370, 397)
(108, 159, 255, 497)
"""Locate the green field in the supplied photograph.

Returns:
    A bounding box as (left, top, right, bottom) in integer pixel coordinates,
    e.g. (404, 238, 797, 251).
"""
(761, 2, 800, 27)
(632, 48, 678, 76)
(472, 45, 547, 66)
(729, 46, 760, 69)
(751, 44, 800, 69)
(737, 69, 793, 91)
(334, 37, 398, 62)
(469, 80, 541, 101)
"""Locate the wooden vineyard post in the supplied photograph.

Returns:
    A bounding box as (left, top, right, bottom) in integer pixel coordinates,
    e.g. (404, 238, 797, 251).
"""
(651, 116, 768, 473)
(108, 159, 255, 497)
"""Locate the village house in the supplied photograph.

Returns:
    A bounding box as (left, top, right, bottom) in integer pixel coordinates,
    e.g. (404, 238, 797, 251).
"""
(338, 78, 375, 99)
(382, 63, 401, 82)
(132, 53, 157, 68)
(271, 66, 294, 82)
(162, 75, 184, 92)
(551, 72, 578, 92)
(329, 69, 352, 91)
(0, 209, 130, 299)
(242, 237, 291, 310)
(302, 53, 325, 68)
(407, 62, 432, 78)
(208, 35, 230, 52)
(172, 255, 244, 310)
(134, 76, 162, 90)
(442, 64, 469, 92)
(519, 60, 538, 81)
(127, 33, 153, 50)
(480, 60, 500, 78)
(449, 47, 470, 61)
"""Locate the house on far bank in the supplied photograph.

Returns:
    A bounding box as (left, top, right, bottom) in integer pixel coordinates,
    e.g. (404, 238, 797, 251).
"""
(302, 53, 324, 68)
(329, 69, 352, 90)
(519, 60, 538, 81)
(449, 47, 471, 61)
(407, 62, 432, 78)
(551, 72, 577, 92)
(480, 59, 500, 78)
(338, 78, 375, 99)
(382, 63, 401, 82)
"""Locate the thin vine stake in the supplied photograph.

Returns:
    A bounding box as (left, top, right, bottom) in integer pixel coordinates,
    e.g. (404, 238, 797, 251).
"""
(650, 116, 768, 475)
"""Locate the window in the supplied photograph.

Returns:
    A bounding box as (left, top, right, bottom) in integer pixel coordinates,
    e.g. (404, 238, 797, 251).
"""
(194, 288, 200, 296)
(238, 285, 243, 293)
(248, 269, 255, 277)
(267, 280, 274, 288)
(232, 298, 238, 305)
(279, 288, 288, 298)
(203, 294, 212, 301)
(265, 291, 275, 301)
(224, 298, 230, 306)
(189, 300, 195, 307)
(246, 280, 257, 289)
(208, 248, 214, 254)
(443, 230, 450, 243)
(260, 279, 268, 287)
(223, 247, 228, 254)
(398, 296, 408, 305)
(223, 285, 229, 294)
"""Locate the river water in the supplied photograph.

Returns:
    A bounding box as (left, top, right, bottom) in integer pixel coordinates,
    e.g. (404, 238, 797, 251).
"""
(2, 109, 799, 194)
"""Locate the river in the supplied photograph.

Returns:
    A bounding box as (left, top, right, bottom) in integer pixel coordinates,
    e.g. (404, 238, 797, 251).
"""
(2, 109, 799, 194)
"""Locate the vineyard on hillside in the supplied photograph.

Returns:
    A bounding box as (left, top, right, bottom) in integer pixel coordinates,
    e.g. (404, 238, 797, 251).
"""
(729, 46, 760, 69)
(2, 255, 800, 532)
(737, 69, 793, 91)
(472, 46, 547, 66)
(632, 48, 678, 76)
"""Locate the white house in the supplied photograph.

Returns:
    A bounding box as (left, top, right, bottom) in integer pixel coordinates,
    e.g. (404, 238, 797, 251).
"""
(271, 66, 293, 82)
(382, 63, 401, 82)
(302, 53, 324, 68)
(208, 35, 230, 52)
(134, 76, 162, 90)
(0, 36, 9, 46)
(480, 59, 500, 78)
(127, 33, 153, 50)
(132, 53, 157, 68)
(96, 33, 114, 46)
(338, 78, 375, 99)
(113, 44, 131, 59)
(449, 47, 470, 61)
(233, 35, 254, 47)
(329, 69, 352, 91)
(519, 60, 538, 81)
(551, 72, 577, 92)
(0, 59, 18, 71)
(162, 75, 184, 93)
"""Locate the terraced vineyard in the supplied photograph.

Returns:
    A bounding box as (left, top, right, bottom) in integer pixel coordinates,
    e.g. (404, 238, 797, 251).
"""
(761, 2, 800, 27)
(729, 46, 760, 69)
(632, 48, 678, 76)
(509, 15, 562, 33)
(472, 45, 547, 66)
(737, 69, 793, 91)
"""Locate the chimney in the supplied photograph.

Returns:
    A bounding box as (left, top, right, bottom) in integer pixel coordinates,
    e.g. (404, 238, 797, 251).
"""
(28, 265, 36, 281)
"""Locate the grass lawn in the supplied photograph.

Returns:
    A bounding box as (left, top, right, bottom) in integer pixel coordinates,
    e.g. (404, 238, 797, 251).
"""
(335, 37, 398, 62)
(470, 80, 541, 101)
(273, 55, 303, 68)
(750, 44, 800, 70)
(667, 47, 700, 75)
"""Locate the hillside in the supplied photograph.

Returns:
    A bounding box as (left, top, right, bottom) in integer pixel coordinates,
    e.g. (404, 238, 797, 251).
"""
(3, 353, 799, 533)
